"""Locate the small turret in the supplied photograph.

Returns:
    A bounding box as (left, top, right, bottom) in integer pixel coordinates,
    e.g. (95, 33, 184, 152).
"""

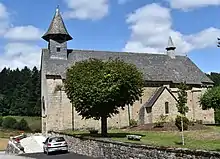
(166, 36, 176, 59)
(42, 6, 72, 60)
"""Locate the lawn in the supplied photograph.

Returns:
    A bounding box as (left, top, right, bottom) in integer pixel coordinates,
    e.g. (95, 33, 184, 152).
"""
(63, 126, 220, 152)
(4, 116, 41, 132)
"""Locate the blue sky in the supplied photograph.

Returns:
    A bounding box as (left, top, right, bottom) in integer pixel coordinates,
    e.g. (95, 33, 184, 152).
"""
(0, 0, 220, 73)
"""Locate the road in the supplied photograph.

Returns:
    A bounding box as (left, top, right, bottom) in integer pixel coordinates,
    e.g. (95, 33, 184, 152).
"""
(19, 152, 101, 159)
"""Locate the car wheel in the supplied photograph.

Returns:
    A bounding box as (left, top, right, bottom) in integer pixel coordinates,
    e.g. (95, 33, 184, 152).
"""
(46, 149, 50, 155)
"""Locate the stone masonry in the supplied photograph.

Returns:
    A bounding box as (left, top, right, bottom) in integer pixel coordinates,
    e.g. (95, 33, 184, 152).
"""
(51, 132, 220, 159)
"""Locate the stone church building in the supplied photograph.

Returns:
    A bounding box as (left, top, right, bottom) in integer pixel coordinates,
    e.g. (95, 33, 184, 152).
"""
(40, 8, 215, 133)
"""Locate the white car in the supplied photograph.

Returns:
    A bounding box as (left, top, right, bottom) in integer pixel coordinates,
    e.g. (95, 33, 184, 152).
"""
(43, 136, 68, 155)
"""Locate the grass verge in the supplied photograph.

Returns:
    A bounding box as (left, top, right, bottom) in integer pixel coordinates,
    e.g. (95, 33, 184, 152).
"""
(63, 126, 220, 151)
(3, 116, 41, 132)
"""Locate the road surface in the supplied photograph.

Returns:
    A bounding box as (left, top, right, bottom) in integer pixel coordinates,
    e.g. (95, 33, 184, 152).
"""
(19, 152, 101, 159)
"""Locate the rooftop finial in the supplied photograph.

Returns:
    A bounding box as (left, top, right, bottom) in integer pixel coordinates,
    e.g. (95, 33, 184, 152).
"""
(56, 5, 59, 13)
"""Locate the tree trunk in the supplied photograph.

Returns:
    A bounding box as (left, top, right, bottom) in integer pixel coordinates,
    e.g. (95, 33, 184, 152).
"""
(101, 116, 107, 137)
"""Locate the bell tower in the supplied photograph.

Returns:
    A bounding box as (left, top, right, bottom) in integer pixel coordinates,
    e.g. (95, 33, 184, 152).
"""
(42, 6, 72, 60)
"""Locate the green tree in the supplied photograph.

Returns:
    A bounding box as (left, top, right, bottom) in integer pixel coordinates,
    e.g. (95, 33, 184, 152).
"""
(176, 82, 189, 145)
(206, 72, 220, 86)
(64, 58, 144, 136)
(0, 66, 41, 117)
(176, 82, 189, 116)
(200, 86, 220, 110)
(17, 118, 30, 131)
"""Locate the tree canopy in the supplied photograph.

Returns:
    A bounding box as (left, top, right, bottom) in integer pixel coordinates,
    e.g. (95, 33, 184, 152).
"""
(0, 66, 41, 116)
(206, 72, 220, 87)
(200, 86, 220, 110)
(64, 58, 144, 136)
(176, 82, 189, 116)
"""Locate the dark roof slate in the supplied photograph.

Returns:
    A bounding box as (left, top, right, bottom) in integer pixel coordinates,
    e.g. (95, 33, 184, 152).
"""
(42, 8, 72, 42)
(42, 49, 213, 85)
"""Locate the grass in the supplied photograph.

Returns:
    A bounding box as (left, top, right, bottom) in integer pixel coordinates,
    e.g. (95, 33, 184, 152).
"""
(3, 116, 41, 131)
(0, 138, 8, 151)
(63, 126, 220, 152)
(0, 128, 22, 138)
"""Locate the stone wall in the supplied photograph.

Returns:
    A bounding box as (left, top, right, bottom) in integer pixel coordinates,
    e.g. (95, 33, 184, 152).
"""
(51, 132, 220, 159)
(43, 78, 215, 133)
(151, 88, 178, 123)
(5, 140, 24, 155)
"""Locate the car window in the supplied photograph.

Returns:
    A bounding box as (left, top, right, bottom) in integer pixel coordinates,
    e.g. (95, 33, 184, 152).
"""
(45, 137, 49, 143)
(49, 137, 65, 143)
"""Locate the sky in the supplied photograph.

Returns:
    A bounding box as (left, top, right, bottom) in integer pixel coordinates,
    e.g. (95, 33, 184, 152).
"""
(0, 0, 220, 73)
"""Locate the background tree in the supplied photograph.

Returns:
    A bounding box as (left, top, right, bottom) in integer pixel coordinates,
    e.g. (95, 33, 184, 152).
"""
(206, 72, 220, 87)
(64, 58, 144, 136)
(200, 86, 220, 110)
(0, 66, 41, 116)
(202, 72, 220, 123)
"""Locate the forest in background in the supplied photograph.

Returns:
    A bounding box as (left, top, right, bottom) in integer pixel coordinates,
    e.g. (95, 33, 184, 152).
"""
(0, 66, 219, 118)
(0, 66, 40, 116)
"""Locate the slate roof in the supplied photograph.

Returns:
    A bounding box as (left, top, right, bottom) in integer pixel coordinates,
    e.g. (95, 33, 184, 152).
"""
(143, 87, 178, 108)
(42, 7, 72, 42)
(42, 49, 213, 85)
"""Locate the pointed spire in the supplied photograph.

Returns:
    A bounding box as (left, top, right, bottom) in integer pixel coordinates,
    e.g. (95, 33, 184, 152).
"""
(166, 36, 176, 59)
(42, 6, 72, 42)
(166, 36, 176, 51)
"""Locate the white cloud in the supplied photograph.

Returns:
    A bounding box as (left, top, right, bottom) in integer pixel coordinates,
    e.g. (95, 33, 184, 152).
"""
(63, 0, 109, 20)
(0, 3, 42, 70)
(169, 0, 220, 10)
(0, 43, 41, 70)
(4, 25, 44, 41)
(123, 3, 220, 55)
(0, 3, 9, 35)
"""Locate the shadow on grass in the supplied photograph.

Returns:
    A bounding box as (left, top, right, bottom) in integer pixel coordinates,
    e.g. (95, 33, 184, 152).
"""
(71, 132, 145, 138)
(174, 141, 183, 145)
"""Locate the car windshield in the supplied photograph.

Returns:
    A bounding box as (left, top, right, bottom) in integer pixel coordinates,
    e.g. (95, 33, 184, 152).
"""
(49, 137, 65, 142)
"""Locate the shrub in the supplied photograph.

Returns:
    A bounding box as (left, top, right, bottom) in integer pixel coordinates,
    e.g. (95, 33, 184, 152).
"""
(0, 116, 3, 127)
(154, 114, 168, 128)
(195, 120, 203, 125)
(17, 118, 30, 131)
(2, 117, 17, 129)
(175, 115, 189, 131)
(33, 128, 41, 133)
(130, 119, 138, 127)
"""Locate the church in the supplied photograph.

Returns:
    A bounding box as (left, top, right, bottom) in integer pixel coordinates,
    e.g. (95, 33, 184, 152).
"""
(40, 8, 215, 133)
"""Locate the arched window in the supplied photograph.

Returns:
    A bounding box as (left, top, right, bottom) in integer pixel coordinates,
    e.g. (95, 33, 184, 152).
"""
(165, 102, 169, 114)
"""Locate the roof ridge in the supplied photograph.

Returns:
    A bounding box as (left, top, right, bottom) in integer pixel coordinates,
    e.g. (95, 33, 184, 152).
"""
(70, 49, 187, 57)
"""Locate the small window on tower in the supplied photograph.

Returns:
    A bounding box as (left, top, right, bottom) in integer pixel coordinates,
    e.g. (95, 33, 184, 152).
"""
(57, 47, 61, 52)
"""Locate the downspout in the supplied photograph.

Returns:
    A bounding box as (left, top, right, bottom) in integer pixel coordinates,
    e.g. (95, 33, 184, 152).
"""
(128, 104, 131, 126)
